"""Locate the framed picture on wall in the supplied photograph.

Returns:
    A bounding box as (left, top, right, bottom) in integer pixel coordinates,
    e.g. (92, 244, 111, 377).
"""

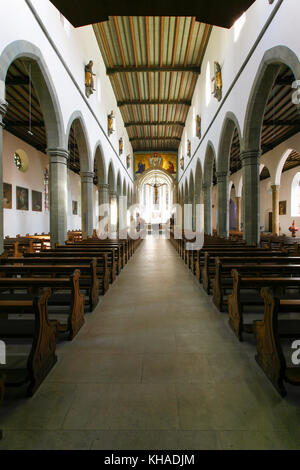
(3, 183, 12, 209)
(279, 201, 287, 216)
(72, 201, 78, 215)
(16, 186, 29, 211)
(32, 190, 43, 212)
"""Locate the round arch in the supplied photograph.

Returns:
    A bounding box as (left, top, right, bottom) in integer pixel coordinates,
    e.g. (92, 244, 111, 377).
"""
(93, 141, 107, 186)
(0, 40, 64, 149)
(275, 148, 295, 186)
(217, 111, 242, 173)
(203, 141, 216, 186)
(108, 161, 116, 193)
(243, 46, 300, 152)
(66, 111, 91, 172)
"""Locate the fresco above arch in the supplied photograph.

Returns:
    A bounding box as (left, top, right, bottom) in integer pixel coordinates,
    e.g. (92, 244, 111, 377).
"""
(135, 153, 177, 178)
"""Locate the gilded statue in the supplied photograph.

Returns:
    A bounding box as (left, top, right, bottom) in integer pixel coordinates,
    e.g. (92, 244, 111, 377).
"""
(85, 60, 96, 98)
(108, 111, 115, 136)
(212, 61, 222, 102)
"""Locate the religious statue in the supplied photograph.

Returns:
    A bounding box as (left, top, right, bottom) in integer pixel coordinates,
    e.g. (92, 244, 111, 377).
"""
(146, 181, 167, 205)
(187, 140, 191, 158)
(180, 157, 184, 170)
(108, 111, 115, 136)
(126, 155, 131, 169)
(211, 61, 222, 102)
(85, 60, 96, 98)
(289, 220, 299, 238)
(196, 115, 201, 139)
(149, 153, 163, 169)
(119, 138, 123, 156)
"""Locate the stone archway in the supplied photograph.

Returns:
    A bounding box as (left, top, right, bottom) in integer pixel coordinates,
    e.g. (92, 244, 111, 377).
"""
(0, 40, 65, 249)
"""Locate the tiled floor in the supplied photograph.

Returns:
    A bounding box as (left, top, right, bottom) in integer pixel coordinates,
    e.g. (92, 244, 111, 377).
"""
(1, 237, 300, 450)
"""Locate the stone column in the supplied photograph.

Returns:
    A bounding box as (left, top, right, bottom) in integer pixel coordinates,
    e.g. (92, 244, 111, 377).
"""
(110, 191, 118, 234)
(0, 99, 8, 254)
(81, 171, 94, 239)
(241, 150, 260, 245)
(98, 183, 110, 234)
(236, 196, 241, 232)
(203, 183, 212, 235)
(216, 171, 229, 238)
(48, 147, 69, 248)
(271, 185, 280, 236)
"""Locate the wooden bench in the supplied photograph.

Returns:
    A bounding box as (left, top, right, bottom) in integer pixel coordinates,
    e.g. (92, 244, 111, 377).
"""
(228, 272, 300, 341)
(255, 288, 300, 397)
(0, 271, 85, 341)
(53, 246, 119, 279)
(0, 288, 57, 396)
(0, 374, 4, 439)
(66, 240, 128, 269)
(200, 250, 287, 292)
(0, 260, 98, 312)
(213, 257, 300, 311)
(2, 255, 109, 294)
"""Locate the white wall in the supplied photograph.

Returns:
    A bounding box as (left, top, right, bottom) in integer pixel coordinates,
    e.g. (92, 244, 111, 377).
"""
(260, 167, 300, 236)
(179, 0, 300, 192)
(0, 0, 134, 191)
(3, 130, 84, 237)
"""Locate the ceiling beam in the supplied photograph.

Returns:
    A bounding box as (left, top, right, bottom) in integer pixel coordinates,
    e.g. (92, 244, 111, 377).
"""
(6, 78, 29, 86)
(107, 65, 200, 75)
(130, 137, 181, 142)
(5, 121, 44, 128)
(263, 120, 300, 127)
(275, 77, 294, 87)
(118, 99, 191, 107)
(125, 121, 185, 128)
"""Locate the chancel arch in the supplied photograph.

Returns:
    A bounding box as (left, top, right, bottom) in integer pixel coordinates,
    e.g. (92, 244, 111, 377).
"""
(135, 168, 176, 225)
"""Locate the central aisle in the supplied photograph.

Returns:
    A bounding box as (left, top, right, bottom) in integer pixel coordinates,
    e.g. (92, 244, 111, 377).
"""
(1, 238, 300, 450)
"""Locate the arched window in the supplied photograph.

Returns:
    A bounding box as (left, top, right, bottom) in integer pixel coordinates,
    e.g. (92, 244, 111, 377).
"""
(291, 172, 300, 217)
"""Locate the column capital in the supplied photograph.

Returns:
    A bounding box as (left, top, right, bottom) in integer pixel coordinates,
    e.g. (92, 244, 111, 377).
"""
(0, 99, 8, 126)
(110, 191, 117, 197)
(216, 171, 229, 182)
(240, 149, 261, 166)
(80, 171, 94, 183)
(99, 183, 110, 191)
(47, 148, 69, 164)
(271, 184, 280, 191)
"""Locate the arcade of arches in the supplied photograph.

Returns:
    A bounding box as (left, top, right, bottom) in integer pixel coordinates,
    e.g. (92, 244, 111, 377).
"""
(0, 0, 300, 451)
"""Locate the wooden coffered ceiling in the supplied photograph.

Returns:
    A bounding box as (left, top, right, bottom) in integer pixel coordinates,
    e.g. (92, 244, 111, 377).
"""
(93, 16, 211, 152)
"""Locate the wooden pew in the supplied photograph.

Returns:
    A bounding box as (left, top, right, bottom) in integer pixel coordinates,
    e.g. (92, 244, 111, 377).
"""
(255, 288, 300, 397)
(0, 374, 4, 439)
(0, 260, 98, 312)
(0, 288, 57, 396)
(53, 246, 119, 279)
(201, 250, 286, 292)
(0, 255, 109, 295)
(228, 271, 300, 341)
(21, 250, 112, 284)
(66, 240, 128, 268)
(0, 272, 85, 341)
(213, 257, 300, 311)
